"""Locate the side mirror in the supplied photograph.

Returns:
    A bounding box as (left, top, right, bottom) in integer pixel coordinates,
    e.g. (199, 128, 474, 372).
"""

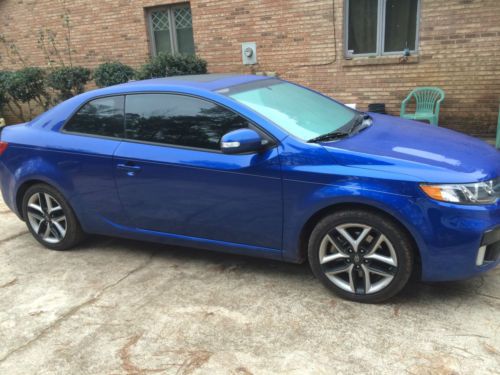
(220, 128, 265, 154)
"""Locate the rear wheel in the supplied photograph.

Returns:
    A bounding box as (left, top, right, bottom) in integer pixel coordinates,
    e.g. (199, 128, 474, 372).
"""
(308, 209, 414, 303)
(22, 184, 85, 250)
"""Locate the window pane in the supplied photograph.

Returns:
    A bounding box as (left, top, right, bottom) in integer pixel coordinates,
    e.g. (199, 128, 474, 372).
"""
(154, 30, 172, 54)
(151, 9, 172, 54)
(125, 94, 249, 150)
(65, 96, 124, 138)
(348, 0, 378, 54)
(174, 6, 195, 55)
(384, 0, 418, 52)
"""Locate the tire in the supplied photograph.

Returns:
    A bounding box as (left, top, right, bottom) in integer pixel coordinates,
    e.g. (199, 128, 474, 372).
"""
(308, 209, 414, 303)
(22, 183, 85, 251)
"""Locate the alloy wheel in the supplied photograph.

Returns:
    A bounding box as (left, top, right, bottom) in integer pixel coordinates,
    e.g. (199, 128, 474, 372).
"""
(26, 192, 67, 244)
(318, 223, 398, 295)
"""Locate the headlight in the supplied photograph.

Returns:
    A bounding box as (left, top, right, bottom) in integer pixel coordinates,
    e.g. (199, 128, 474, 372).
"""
(420, 178, 500, 205)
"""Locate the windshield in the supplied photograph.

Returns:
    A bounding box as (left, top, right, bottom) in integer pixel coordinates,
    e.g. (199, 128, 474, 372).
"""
(222, 79, 357, 141)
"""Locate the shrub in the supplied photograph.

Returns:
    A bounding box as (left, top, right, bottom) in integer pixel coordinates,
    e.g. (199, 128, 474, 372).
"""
(1, 67, 52, 121)
(5, 67, 48, 105)
(46, 66, 92, 101)
(0, 71, 8, 116)
(94, 61, 135, 87)
(136, 53, 207, 80)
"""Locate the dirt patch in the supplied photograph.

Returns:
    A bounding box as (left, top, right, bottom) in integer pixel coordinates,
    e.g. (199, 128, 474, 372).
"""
(0, 278, 17, 288)
(234, 366, 253, 375)
(119, 334, 144, 375)
(178, 350, 213, 374)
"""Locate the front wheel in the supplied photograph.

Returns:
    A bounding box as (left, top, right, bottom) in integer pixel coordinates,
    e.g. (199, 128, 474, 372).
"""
(22, 183, 85, 251)
(308, 210, 414, 303)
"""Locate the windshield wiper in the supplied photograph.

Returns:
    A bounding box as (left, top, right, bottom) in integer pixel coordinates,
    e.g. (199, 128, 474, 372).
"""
(307, 130, 351, 143)
(307, 113, 372, 143)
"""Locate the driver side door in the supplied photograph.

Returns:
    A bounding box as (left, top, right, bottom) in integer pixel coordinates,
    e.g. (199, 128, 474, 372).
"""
(113, 93, 283, 251)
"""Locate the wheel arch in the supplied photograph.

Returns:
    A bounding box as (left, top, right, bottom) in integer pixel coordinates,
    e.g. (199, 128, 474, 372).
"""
(16, 178, 73, 220)
(297, 202, 422, 278)
(16, 179, 44, 219)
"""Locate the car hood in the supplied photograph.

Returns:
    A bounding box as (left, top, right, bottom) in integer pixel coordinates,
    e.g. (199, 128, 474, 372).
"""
(321, 113, 500, 183)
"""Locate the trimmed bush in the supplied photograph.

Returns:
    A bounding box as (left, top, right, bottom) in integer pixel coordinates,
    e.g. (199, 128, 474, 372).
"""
(0, 55, 207, 121)
(0, 68, 51, 121)
(46, 66, 92, 101)
(5, 67, 48, 104)
(136, 53, 207, 80)
(94, 61, 135, 87)
(0, 71, 8, 116)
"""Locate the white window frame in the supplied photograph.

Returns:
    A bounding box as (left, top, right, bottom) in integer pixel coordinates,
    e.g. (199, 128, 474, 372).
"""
(344, 0, 421, 58)
(147, 3, 193, 56)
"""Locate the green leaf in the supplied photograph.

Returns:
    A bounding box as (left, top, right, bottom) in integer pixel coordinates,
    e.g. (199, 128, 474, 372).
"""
(136, 53, 207, 80)
(94, 62, 135, 88)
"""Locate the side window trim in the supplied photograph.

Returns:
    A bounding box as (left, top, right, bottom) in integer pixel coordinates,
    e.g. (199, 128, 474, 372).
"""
(123, 92, 278, 153)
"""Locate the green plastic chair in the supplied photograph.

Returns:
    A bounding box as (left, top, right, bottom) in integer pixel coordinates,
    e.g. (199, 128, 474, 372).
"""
(400, 87, 445, 126)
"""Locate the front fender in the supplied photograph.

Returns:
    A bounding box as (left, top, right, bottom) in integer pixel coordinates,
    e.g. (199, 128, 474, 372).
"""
(281, 178, 430, 269)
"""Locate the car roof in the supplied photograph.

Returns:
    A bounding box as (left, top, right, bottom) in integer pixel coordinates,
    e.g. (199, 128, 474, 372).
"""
(43, 74, 275, 120)
(111, 73, 272, 92)
(27, 73, 282, 134)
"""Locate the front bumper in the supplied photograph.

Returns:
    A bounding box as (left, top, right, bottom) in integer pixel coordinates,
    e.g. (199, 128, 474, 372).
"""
(415, 197, 500, 282)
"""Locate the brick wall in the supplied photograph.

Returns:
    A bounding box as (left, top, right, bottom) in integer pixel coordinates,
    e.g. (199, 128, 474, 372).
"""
(1, 0, 499, 136)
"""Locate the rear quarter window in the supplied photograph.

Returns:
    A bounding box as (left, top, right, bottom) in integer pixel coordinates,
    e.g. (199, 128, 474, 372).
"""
(64, 96, 125, 138)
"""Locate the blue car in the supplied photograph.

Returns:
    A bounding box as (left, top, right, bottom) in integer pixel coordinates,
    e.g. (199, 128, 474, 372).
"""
(0, 74, 499, 302)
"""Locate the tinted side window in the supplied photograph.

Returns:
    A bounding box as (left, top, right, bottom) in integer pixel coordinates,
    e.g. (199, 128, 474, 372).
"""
(125, 94, 249, 150)
(65, 96, 124, 138)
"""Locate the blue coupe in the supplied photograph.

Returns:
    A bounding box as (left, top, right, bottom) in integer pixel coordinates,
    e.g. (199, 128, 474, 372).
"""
(0, 74, 499, 302)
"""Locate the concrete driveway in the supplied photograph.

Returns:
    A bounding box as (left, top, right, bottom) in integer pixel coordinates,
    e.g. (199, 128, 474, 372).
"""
(0, 198, 499, 375)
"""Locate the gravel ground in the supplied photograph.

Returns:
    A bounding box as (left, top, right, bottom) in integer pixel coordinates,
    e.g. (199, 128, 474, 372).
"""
(0, 198, 499, 374)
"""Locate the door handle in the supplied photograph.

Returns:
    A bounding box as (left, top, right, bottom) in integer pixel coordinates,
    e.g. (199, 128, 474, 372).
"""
(116, 163, 142, 175)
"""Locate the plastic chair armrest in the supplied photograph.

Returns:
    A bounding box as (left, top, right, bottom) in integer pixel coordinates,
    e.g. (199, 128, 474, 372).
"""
(435, 98, 444, 115)
(400, 96, 411, 116)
